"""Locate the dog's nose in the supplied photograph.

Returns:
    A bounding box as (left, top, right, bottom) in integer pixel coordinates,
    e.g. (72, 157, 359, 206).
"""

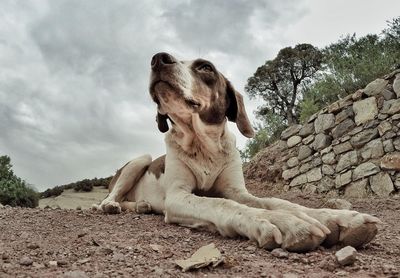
(151, 52, 176, 70)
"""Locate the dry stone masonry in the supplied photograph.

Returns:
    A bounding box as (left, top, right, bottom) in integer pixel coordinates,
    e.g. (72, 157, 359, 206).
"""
(280, 70, 400, 197)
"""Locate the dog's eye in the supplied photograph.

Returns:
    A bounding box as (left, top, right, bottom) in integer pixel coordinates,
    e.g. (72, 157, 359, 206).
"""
(198, 64, 213, 72)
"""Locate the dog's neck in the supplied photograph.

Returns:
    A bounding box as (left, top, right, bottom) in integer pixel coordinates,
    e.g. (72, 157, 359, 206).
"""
(168, 113, 227, 155)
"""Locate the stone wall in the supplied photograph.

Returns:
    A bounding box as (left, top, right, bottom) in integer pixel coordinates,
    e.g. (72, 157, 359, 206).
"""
(280, 70, 400, 197)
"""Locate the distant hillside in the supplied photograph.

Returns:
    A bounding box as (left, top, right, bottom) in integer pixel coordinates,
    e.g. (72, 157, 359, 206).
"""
(40, 176, 112, 198)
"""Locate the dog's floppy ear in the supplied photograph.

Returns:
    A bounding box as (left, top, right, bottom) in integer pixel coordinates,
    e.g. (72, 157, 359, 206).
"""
(156, 112, 169, 133)
(225, 81, 255, 138)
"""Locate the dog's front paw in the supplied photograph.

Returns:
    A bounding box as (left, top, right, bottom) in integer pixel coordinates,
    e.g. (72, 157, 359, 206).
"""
(100, 200, 122, 214)
(306, 208, 380, 248)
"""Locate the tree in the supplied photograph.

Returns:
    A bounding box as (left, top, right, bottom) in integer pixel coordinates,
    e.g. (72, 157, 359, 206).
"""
(246, 43, 323, 125)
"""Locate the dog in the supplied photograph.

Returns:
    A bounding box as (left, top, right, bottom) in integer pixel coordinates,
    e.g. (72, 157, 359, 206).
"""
(96, 52, 379, 252)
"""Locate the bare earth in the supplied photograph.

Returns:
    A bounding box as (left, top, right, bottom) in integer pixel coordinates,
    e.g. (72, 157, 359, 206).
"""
(1, 183, 400, 278)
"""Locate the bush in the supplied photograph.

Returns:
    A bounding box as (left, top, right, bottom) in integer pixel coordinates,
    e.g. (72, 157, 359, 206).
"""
(0, 179, 39, 208)
(40, 186, 64, 198)
(73, 179, 93, 192)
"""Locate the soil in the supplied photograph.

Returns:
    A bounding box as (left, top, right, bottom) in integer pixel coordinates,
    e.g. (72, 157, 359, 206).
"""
(1, 182, 400, 278)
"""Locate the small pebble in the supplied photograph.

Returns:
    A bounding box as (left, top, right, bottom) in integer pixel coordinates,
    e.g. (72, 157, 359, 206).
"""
(271, 248, 289, 259)
(19, 256, 33, 266)
(335, 246, 357, 266)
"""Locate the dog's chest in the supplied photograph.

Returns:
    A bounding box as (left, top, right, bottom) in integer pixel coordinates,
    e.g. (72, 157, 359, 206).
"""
(182, 153, 226, 191)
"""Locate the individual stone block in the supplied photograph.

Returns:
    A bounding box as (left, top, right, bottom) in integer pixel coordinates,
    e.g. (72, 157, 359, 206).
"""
(344, 179, 368, 198)
(322, 164, 335, 176)
(314, 114, 335, 133)
(298, 145, 313, 161)
(335, 107, 354, 124)
(360, 139, 384, 161)
(287, 135, 302, 148)
(313, 133, 332, 151)
(353, 97, 378, 125)
(287, 157, 299, 168)
(331, 119, 355, 139)
(333, 142, 353, 155)
(317, 177, 335, 193)
(381, 153, 400, 170)
(289, 174, 307, 187)
(299, 162, 313, 173)
(302, 135, 314, 145)
(322, 152, 336, 165)
(363, 78, 388, 96)
(335, 170, 352, 188)
(321, 146, 332, 155)
(307, 167, 322, 182)
(302, 184, 317, 194)
(299, 122, 314, 137)
(281, 124, 302, 140)
(382, 99, 400, 115)
(336, 150, 358, 172)
(377, 121, 392, 136)
(383, 139, 394, 153)
(393, 73, 400, 97)
(282, 167, 300, 180)
(382, 131, 396, 140)
(350, 128, 379, 149)
(369, 172, 394, 197)
(394, 138, 400, 151)
(353, 162, 380, 180)
(382, 89, 396, 100)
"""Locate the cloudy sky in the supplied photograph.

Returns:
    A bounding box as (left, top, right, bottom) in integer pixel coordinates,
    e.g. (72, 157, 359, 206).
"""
(1, 0, 399, 191)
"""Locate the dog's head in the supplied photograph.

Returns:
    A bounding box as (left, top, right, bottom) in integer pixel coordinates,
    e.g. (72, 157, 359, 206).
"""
(149, 52, 254, 138)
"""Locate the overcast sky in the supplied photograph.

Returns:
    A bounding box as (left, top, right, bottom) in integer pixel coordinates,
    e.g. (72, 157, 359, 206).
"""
(1, 0, 399, 191)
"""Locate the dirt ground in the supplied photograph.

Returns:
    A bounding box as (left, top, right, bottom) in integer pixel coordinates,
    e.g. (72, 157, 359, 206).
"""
(1, 181, 400, 278)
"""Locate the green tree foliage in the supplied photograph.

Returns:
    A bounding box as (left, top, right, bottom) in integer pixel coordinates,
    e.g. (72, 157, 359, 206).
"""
(0, 155, 39, 208)
(299, 17, 400, 122)
(246, 43, 323, 125)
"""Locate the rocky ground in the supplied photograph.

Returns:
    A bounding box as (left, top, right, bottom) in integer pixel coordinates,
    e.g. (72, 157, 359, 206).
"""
(1, 182, 400, 278)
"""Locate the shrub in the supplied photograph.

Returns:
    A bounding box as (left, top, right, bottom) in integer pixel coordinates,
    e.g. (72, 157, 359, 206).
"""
(0, 179, 39, 208)
(40, 186, 64, 198)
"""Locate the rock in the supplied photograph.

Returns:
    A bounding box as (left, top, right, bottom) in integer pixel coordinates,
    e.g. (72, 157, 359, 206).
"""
(393, 74, 400, 97)
(307, 167, 322, 182)
(335, 246, 357, 266)
(62, 270, 89, 278)
(303, 184, 317, 194)
(322, 164, 335, 175)
(383, 139, 394, 153)
(315, 114, 335, 133)
(378, 121, 392, 136)
(382, 88, 396, 100)
(299, 162, 313, 173)
(299, 123, 314, 137)
(322, 152, 336, 165)
(353, 162, 380, 180)
(382, 131, 397, 140)
(350, 128, 379, 149)
(336, 151, 358, 172)
(287, 135, 302, 148)
(298, 145, 313, 161)
(360, 139, 384, 161)
(324, 198, 352, 210)
(333, 142, 353, 155)
(289, 174, 307, 187)
(19, 256, 33, 266)
(394, 138, 400, 151)
(271, 248, 289, 259)
(335, 107, 354, 124)
(381, 153, 400, 170)
(287, 157, 299, 168)
(313, 133, 332, 151)
(331, 119, 355, 139)
(363, 78, 388, 96)
(348, 125, 363, 136)
(48, 261, 58, 267)
(302, 135, 314, 145)
(282, 167, 300, 181)
(353, 97, 378, 125)
(328, 101, 341, 113)
(344, 179, 368, 198)
(321, 146, 332, 154)
(27, 243, 40, 249)
(281, 125, 302, 140)
(382, 99, 400, 115)
(317, 177, 335, 193)
(335, 171, 352, 188)
(369, 172, 394, 197)
(352, 89, 364, 101)
(0, 203, 3, 209)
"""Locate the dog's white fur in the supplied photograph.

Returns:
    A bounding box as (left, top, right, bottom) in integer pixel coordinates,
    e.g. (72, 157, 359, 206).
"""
(96, 53, 379, 252)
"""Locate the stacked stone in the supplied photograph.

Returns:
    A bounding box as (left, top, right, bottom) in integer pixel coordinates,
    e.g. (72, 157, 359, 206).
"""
(281, 70, 400, 197)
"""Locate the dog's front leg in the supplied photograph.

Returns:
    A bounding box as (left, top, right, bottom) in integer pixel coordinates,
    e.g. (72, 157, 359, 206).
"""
(215, 156, 380, 248)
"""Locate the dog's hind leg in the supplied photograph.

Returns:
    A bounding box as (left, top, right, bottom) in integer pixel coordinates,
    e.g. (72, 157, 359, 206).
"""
(98, 154, 152, 214)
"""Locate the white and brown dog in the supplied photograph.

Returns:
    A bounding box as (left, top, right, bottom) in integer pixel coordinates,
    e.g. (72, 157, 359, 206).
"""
(96, 52, 379, 252)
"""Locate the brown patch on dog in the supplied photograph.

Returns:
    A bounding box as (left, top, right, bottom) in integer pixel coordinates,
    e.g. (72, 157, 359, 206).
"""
(148, 155, 166, 179)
